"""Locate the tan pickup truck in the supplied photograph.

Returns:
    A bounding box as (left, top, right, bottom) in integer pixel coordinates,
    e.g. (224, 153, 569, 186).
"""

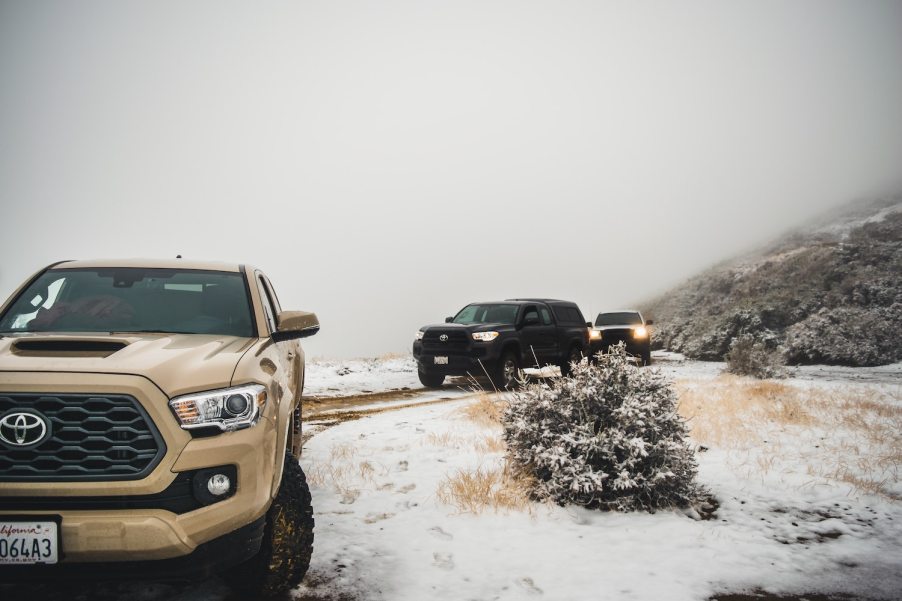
(0, 258, 318, 596)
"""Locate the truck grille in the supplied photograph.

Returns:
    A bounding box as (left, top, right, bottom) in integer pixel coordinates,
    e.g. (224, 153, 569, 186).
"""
(422, 330, 470, 354)
(0, 393, 165, 481)
(600, 328, 632, 343)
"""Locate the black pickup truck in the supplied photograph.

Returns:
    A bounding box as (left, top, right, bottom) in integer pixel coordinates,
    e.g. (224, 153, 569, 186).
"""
(413, 299, 589, 389)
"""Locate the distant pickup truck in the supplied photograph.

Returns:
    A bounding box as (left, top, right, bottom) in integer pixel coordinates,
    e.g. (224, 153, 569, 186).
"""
(413, 298, 590, 389)
(589, 310, 653, 365)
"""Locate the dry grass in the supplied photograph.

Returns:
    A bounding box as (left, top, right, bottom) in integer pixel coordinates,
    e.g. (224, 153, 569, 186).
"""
(307, 443, 390, 501)
(425, 431, 458, 447)
(676, 375, 901, 498)
(461, 393, 508, 426)
(431, 393, 531, 512)
(475, 435, 506, 453)
(435, 461, 535, 514)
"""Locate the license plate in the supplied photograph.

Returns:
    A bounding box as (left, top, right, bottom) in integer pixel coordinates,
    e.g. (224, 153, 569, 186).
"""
(0, 518, 60, 565)
(434, 356, 449, 365)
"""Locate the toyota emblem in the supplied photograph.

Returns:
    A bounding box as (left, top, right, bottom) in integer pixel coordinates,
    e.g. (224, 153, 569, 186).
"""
(439, 334, 449, 342)
(0, 410, 51, 448)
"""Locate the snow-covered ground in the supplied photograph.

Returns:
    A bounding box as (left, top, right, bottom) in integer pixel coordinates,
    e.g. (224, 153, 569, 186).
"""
(297, 363, 902, 601)
(305, 355, 423, 398)
(306, 351, 902, 396)
(4, 354, 899, 601)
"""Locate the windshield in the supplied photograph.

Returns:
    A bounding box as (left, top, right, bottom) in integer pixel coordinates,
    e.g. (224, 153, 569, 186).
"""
(0, 268, 255, 337)
(453, 303, 518, 325)
(595, 312, 643, 327)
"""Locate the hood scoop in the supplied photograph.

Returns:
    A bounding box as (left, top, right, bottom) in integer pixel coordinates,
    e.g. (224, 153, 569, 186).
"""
(12, 338, 129, 358)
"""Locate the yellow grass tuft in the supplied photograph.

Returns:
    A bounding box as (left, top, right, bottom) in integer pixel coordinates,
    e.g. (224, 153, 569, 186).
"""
(436, 461, 534, 514)
(461, 393, 508, 426)
(475, 435, 506, 454)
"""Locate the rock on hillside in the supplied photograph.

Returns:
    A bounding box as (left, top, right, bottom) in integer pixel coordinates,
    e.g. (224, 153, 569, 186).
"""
(641, 196, 902, 366)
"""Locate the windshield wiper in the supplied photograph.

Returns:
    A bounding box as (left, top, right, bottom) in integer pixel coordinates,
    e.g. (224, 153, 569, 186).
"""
(109, 329, 193, 335)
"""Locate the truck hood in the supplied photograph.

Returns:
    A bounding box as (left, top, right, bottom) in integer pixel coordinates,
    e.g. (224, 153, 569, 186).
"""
(421, 323, 509, 332)
(0, 332, 258, 398)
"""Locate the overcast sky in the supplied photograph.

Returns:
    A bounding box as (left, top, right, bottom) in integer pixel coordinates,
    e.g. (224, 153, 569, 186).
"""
(1, 1, 901, 357)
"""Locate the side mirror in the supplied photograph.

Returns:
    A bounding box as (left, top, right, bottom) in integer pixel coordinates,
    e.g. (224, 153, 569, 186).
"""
(585, 321, 593, 328)
(645, 319, 654, 326)
(272, 310, 320, 342)
(522, 316, 540, 327)
(445, 316, 454, 323)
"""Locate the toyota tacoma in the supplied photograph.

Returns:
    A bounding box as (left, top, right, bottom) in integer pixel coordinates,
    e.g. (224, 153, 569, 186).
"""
(413, 298, 589, 388)
(0, 259, 318, 596)
(588, 310, 653, 365)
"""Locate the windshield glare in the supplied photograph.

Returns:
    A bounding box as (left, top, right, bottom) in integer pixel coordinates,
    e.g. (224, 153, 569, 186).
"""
(595, 312, 643, 327)
(0, 268, 255, 337)
(453, 304, 518, 325)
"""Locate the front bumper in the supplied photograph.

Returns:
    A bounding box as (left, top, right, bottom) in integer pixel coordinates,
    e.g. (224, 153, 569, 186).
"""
(412, 340, 501, 376)
(0, 372, 279, 564)
(0, 516, 265, 582)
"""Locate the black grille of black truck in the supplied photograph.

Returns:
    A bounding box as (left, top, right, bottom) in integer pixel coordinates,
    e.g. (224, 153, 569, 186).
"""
(0, 393, 165, 481)
(422, 330, 470, 354)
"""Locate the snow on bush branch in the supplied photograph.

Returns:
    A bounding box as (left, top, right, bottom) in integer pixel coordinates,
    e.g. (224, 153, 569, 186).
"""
(502, 345, 701, 511)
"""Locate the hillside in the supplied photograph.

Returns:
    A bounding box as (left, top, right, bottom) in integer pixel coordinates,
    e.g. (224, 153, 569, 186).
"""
(641, 196, 902, 366)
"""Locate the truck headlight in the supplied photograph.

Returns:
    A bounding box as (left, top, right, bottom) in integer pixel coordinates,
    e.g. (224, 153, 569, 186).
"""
(170, 384, 267, 432)
(589, 329, 602, 340)
(633, 326, 648, 339)
(416, 330, 425, 340)
(472, 331, 499, 342)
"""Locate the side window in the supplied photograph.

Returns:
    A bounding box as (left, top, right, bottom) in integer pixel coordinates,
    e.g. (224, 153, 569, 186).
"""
(256, 277, 278, 335)
(261, 276, 283, 315)
(539, 307, 553, 326)
(522, 306, 539, 324)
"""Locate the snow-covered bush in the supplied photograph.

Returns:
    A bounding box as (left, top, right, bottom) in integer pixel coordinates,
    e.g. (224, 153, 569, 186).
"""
(784, 305, 902, 366)
(502, 345, 701, 511)
(724, 334, 786, 379)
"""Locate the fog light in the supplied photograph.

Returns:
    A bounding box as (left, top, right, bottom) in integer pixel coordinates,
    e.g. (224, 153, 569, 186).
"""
(191, 465, 237, 506)
(207, 473, 231, 496)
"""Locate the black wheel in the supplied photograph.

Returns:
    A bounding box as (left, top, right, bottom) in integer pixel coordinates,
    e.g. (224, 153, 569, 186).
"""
(493, 351, 521, 390)
(226, 453, 314, 597)
(560, 345, 582, 377)
(418, 369, 445, 388)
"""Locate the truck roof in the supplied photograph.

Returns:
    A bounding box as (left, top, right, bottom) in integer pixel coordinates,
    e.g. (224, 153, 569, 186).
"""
(50, 258, 245, 272)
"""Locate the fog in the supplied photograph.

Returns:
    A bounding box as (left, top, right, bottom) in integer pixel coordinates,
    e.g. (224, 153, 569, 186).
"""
(1, 1, 901, 358)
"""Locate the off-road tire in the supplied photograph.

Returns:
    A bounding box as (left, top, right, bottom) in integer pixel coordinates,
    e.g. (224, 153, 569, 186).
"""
(418, 369, 445, 388)
(494, 351, 520, 390)
(560, 345, 582, 377)
(225, 453, 314, 597)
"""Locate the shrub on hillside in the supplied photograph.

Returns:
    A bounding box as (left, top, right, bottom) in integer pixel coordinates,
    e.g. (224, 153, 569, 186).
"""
(501, 345, 701, 512)
(784, 306, 902, 366)
(724, 334, 786, 379)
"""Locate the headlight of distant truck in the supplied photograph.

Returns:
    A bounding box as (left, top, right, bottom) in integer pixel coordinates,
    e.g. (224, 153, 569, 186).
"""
(589, 329, 602, 340)
(416, 331, 425, 340)
(472, 331, 499, 342)
(170, 384, 267, 432)
(633, 326, 648, 339)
